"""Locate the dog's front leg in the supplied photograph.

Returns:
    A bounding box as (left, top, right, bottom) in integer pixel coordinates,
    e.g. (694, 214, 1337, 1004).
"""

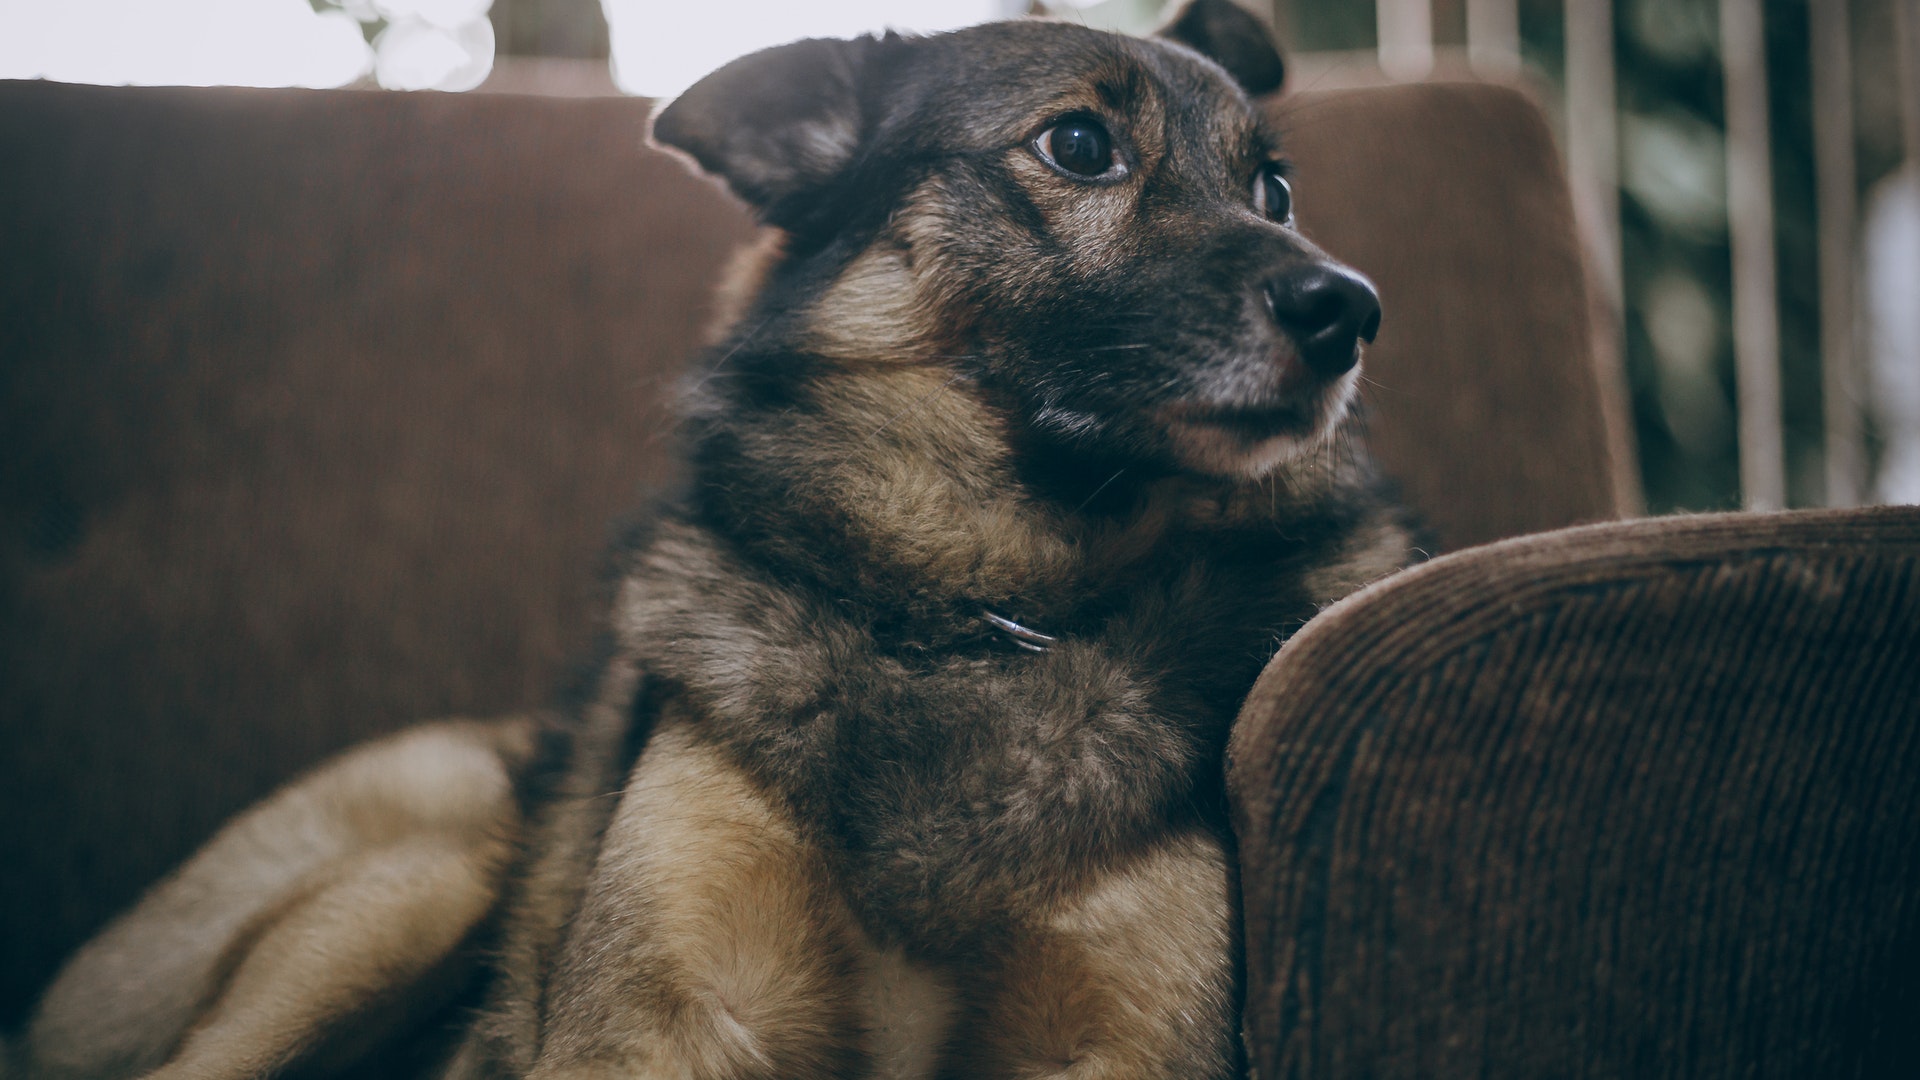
(949, 830, 1239, 1080)
(530, 717, 870, 1080)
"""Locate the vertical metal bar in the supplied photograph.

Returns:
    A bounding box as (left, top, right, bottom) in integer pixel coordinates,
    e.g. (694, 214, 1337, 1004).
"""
(1467, 0, 1521, 77)
(1866, 0, 1920, 505)
(1812, 0, 1859, 505)
(1900, 1, 1920, 186)
(1887, 0, 1920, 505)
(1565, 0, 1639, 514)
(1565, 0, 1621, 311)
(1377, 0, 1434, 80)
(1722, 0, 1787, 510)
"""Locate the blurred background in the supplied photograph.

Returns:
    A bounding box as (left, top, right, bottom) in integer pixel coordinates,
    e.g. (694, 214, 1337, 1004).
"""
(1, 0, 1915, 515)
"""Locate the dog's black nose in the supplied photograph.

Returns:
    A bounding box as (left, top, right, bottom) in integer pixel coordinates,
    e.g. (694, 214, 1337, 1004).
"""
(1264, 264, 1382, 377)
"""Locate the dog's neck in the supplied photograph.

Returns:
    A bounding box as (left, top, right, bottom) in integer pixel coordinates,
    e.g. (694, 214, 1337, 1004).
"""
(689, 354, 1360, 646)
(694, 362, 1077, 625)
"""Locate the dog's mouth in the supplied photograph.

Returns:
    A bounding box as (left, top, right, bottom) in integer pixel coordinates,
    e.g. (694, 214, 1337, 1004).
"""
(1159, 400, 1317, 440)
(1153, 374, 1354, 478)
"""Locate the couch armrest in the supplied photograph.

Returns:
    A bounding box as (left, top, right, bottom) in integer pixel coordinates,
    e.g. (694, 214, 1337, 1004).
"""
(1229, 507, 1920, 1078)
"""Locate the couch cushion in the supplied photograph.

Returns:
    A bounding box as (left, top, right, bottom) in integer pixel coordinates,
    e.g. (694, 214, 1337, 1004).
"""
(0, 80, 754, 1017)
(1230, 506, 1920, 1078)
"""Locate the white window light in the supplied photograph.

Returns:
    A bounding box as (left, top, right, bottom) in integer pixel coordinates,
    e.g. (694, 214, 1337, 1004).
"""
(605, 0, 1005, 101)
(0, 0, 374, 88)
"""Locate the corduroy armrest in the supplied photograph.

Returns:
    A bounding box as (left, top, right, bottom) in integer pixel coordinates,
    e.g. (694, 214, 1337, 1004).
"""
(1229, 506, 1920, 1079)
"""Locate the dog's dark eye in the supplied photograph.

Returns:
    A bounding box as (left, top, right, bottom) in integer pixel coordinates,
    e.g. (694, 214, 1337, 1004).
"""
(1038, 118, 1116, 178)
(1254, 166, 1293, 224)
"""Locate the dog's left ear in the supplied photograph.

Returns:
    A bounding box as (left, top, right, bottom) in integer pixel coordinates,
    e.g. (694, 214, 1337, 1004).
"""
(1159, 0, 1286, 97)
(652, 35, 889, 223)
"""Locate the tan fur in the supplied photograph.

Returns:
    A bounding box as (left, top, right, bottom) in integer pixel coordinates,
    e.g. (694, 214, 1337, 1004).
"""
(530, 717, 869, 1080)
(512, 702, 1229, 1080)
(1302, 514, 1422, 607)
(445, 654, 648, 1080)
(810, 367, 1085, 608)
(855, 946, 959, 1080)
(954, 832, 1236, 1079)
(705, 228, 789, 344)
(789, 190, 1091, 611)
(798, 245, 940, 362)
(1157, 366, 1361, 478)
(23, 719, 535, 1080)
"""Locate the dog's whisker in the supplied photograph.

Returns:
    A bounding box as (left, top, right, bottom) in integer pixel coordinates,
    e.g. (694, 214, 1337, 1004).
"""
(632, 317, 778, 450)
(1273, 56, 1378, 105)
(1355, 371, 1398, 395)
(688, 316, 773, 394)
(635, 413, 689, 450)
(1073, 468, 1128, 514)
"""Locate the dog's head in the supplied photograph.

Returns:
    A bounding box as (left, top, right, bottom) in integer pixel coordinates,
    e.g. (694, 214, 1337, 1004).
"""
(653, 0, 1379, 482)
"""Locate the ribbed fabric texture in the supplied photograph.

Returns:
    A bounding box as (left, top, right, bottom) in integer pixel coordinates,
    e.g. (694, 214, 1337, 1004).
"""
(1230, 507, 1920, 1079)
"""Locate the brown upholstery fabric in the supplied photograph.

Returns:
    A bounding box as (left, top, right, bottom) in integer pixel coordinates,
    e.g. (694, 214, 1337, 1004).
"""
(1273, 82, 1636, 550)
(0, 80, 754, 1017)
(0, 76, 1621, 1025)
(1229, 506, 1920, 1079)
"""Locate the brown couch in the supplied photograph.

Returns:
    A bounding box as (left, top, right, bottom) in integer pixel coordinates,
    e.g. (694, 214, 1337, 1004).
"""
(2, 76, 1914, 1075)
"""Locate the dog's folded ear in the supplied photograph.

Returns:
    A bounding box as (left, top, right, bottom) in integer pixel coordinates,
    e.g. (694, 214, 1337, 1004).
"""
(652, 35, 888, 224)
(1159, 0, 1286, 97)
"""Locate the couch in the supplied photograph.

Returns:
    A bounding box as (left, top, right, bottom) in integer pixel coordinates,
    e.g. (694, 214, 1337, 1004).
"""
(2, 74, 1914, 1076)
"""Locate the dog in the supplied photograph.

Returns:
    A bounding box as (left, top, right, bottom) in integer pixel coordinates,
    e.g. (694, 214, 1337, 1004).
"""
(18, 2, 1417, 1077)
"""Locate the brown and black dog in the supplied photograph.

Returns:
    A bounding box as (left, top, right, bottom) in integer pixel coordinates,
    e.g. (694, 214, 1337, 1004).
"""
(18, 3, 1416, 1077)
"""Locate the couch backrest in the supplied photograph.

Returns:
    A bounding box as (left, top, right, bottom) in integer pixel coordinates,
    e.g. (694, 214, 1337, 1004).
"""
(1230, 506, 1920, 1078)
(0, 75, 1628, 1020)
(0, 81, 754, 1016)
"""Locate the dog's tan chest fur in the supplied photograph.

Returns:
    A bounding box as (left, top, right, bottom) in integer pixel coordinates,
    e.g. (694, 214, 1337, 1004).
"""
(854, 943, 959, 1080)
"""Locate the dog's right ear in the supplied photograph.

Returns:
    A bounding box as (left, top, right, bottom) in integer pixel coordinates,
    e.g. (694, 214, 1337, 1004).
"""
(652, 36, 885, 222)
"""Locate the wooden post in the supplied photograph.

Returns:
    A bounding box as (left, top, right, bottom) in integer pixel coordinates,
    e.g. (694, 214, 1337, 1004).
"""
(1377, 0, 1434, 79)
(1812, 0, 1859, 505)
(1565, 0, 1620, 311)
(1267, 0, 1293, 43)
(490, 0, 609, 58)
(1467, 0, 1520, 77)
(1721, 0, 1786, 510)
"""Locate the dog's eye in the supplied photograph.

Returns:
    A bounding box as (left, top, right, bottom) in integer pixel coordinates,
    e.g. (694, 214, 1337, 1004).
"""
(1037, 118, 1117, 178)
(1254, 166, 1293, 224)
